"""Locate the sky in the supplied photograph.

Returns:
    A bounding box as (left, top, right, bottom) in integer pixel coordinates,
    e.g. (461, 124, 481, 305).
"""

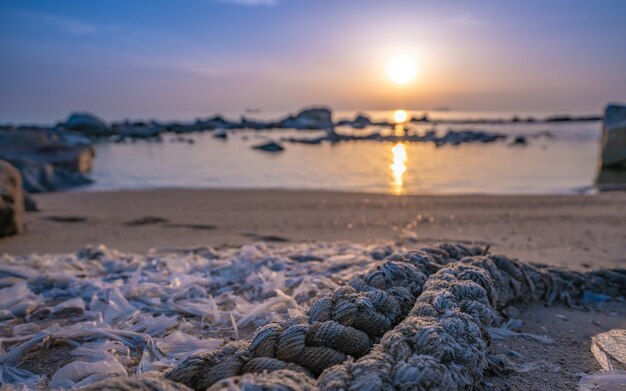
(1, 0, 626, 120)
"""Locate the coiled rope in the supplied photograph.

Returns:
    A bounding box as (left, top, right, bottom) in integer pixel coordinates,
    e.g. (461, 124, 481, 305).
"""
(88, 244, 625, 391)
(166, 244, 483, 389)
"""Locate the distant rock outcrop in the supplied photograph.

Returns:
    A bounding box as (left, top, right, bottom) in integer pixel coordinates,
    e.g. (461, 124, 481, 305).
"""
(336, 113, 372, 129)
(0, 160, 24, 237)
(252, 141, 285, 152)
(279, 107, 334, 130)
(212, 128, 228, 139)
(65, 113, 112, 136)
(599, 104, 626, 168)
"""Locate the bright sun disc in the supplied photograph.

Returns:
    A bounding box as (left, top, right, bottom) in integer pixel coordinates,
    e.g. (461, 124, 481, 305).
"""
(387, 55, 418, 85)
(394, 110, 408, 123)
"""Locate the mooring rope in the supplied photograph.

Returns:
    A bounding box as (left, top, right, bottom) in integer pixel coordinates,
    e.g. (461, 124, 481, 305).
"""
(165, 244, 483, 389)
(88, 244, 625, 391)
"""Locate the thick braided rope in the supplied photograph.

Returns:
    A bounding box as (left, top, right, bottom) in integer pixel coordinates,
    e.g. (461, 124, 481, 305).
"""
(80, 373, 193, 391)
(317, 255, 626, 390)
(103, 249, 625, 390)
(199, 255, 625, 390)
(166, 244, 483, 389)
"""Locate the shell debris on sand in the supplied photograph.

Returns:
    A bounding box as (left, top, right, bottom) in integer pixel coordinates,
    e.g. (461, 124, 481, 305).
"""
(0, 242, 624, 390)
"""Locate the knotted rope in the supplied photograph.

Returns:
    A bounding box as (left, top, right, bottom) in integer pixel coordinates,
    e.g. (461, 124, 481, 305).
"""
(80, 373, 193, 391)
(106, 245, 624, 390)
(166, 244, 483, 389)
(318, 255, 626, 390)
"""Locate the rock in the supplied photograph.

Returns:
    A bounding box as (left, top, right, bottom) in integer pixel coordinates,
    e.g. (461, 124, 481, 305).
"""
(337, 114, 371, 129)
(24, 193, 38, 212)
(340, 114, 372, 129)
(212, 128, 228, 139)
(596, 167, 626, 190)
(410, 114, 430, 123)
(30, 144, 94, 173)
(599, 104, 626, 168)
(252, 141, 285, 152)
(436, 130, 506, 146)
(65, 113, 112, 136)
(279, 107, 334, 130)
(239, 117, 274, 130)
(0, 127, 94, 192)
(117, 124, 164, 139)
(0, 160, 24, 237)
(544, 114, 602, 122)
(510, 136, 528, 146)
(7, 158, 92, 193)
(0, 128, 94, 173)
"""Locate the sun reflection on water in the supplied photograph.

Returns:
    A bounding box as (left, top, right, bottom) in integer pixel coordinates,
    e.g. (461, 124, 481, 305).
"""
(390, 143, 407, 195)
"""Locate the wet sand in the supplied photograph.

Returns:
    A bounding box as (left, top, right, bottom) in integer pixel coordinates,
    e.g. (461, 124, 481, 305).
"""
(2, 189, 625, 270)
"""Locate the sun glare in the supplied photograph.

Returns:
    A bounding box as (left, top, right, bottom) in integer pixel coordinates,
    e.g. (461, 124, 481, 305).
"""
(387, 55, 418, 85)
(394, 109, 408, 123)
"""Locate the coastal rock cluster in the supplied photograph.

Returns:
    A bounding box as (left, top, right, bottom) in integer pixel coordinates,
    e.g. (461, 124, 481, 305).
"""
(0, 106, 608, 194)
(0, 126, 93, 193)
(0, 242, 623, 390)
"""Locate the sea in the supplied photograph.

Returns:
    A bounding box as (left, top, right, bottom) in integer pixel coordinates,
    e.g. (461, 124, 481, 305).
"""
(1, 109, 604, 195)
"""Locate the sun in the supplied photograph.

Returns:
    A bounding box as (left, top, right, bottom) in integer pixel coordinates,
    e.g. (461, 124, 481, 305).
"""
(393, 110, 408, 123)
(387, 55, 418, 85)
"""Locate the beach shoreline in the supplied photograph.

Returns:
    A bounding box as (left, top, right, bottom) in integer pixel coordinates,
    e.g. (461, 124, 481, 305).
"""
(3, 188, 625, 270)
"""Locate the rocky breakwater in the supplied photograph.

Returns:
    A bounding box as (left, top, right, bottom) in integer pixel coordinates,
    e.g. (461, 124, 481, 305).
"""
(596, 104, 626, 189)
(0, 160, 24, 237)
(0, 122, 94, 193)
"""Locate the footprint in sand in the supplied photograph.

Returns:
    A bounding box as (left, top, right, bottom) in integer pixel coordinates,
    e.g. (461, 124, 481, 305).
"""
(241, 232, 289, 242)
(164, 223, 217, 231)
(123, 217, 216, 230)
(123, 216, 169, 226)
(44, 215, 88, 223)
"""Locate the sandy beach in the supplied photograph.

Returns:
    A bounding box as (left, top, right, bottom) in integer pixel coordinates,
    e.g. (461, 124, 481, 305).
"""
(4, 189, 625, 269)
(2, 2, 626, 389)
(1, 190, 625, 390)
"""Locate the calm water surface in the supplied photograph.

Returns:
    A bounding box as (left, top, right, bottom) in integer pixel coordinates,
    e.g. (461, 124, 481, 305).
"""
(83, 110, 602, 195)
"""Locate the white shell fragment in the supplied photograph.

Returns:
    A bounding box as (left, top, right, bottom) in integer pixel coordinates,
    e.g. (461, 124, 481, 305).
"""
(591, 329, 626, 371)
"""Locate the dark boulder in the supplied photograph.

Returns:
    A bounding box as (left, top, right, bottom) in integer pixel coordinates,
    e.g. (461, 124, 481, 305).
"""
(510, 136, 528, 146)
(0, 160, 24, 237)
(65, 113, 112, 136)
(599, 104, 626, 168)
(7, 158, 92, 193)
(24, 192, 38, 212)
(253, 141, 285, 152)
(279, 107, 334, 130)
(0, 127, 94, 192)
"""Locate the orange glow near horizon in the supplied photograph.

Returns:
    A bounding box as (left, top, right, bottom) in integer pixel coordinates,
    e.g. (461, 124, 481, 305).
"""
(390, 143, 407, 195)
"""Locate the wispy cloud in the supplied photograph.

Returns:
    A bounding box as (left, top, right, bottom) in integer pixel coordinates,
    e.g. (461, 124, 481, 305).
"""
(10, 10, 109, 35)
(447, 13, 483, 27)
(215, 0, 279, 6)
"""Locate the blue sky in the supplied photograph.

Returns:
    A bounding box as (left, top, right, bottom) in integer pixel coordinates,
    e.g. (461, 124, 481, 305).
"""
(1, 0, 625, 119)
